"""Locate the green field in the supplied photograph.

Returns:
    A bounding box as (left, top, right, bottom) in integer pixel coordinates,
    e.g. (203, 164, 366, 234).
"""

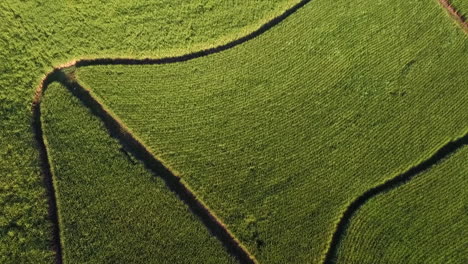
(1, 0, 467, 263)
(75, 0, 468, 262)
(336, 146, 468, 263)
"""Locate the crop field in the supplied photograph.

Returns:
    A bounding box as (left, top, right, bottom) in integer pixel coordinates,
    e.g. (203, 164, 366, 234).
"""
(1, 0, 467, 263)
(0, 0, 296, 262)
(336, 146, 468, 263)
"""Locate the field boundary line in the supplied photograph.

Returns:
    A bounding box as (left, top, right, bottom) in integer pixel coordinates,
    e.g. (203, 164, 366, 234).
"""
(73, 0, 311, 66)
(438, 0, 468, 33)
(33, 68, 260, 264)
(321, 133, 468, 264)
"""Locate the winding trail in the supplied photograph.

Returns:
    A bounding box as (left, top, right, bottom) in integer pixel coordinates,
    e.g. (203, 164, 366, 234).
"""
(30, 1, 467, 263)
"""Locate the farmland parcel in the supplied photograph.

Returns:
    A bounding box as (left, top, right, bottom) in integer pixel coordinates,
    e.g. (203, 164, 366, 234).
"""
(1, 0, 467, 263)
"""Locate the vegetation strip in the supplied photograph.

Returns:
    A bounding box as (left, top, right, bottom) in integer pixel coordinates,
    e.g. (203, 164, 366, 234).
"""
(75, 0, 311, 67)
(30, 0, 466, 262)
(33, 67, 261, 264)
(322, 133, 468, 264)
(439, 0, 468, 33)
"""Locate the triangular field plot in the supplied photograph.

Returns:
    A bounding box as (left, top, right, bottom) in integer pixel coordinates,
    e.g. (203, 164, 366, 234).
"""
(41, 82, 237, 264)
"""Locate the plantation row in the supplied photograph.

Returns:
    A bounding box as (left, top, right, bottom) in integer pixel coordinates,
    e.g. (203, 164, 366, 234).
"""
(439, 0, 468, 33)
(1, 0, 466, 263)
(74, 0, 468, 263)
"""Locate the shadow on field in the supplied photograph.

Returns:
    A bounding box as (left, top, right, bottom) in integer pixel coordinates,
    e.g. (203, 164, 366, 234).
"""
(438, 0, 468, 33)
(75, 0, 312, 67)
(37, 68, 468, 264)
(31, 1, 467, 263)
(32, 69, 65, 264)
(32, 1, 317, 262)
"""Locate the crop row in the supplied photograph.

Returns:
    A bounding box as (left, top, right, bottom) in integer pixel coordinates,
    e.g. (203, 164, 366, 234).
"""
(449, 0, 468, 18)
(0, 0, 299, 262)
(439, 0, 468, 33)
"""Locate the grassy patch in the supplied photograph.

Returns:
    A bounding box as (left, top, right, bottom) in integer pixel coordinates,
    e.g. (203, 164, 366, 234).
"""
(76, 0, 468, 262)
(451, 0, 468, 17)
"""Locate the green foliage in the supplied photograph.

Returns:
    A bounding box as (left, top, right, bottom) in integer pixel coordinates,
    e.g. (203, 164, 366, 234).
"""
(0, 0, 294, 261)
(336, 147, 468, 264)
(42, 82, 236, 263)
(76, 0, 468, 263)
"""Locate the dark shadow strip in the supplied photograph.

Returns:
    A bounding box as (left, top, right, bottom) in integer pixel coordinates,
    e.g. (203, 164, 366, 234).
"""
(32, 0, 465, 262)
(54, 72, 257, 263)
(76, 0, 311, 67)
(322, 133, 468, 264)
(32, 70, 64, 264)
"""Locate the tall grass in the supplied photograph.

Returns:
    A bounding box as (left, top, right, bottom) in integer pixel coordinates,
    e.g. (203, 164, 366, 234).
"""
(41, 82, 237, 263)
(451, 0, 468, 17)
